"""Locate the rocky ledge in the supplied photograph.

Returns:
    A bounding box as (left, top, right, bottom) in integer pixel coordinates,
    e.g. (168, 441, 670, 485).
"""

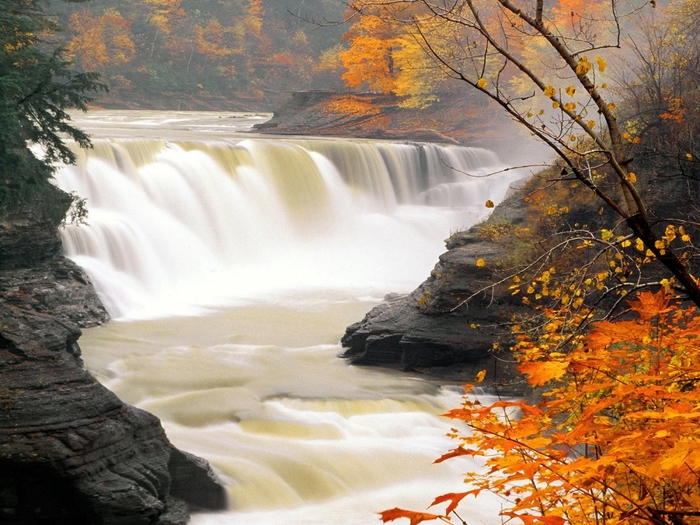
(0, 185, 226, 524)
(340, 181, 531, 393)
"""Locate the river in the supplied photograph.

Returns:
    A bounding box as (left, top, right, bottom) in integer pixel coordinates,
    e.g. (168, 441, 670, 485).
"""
(53, 110, 525, 524)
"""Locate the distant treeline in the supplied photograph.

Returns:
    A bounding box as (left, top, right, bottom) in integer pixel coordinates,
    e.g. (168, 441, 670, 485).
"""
(48, 0, 348, 109)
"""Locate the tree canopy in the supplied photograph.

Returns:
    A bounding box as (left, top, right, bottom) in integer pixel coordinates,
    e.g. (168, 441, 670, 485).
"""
(44, 0, 347, 107)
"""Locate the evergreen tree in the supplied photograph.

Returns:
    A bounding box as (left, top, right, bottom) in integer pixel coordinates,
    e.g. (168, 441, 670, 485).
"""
(0, 0, 105, 213)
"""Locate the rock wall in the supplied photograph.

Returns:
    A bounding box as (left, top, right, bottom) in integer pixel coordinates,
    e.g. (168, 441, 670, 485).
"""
(0, 184, 226, 524)
(341, 181, 531, 393)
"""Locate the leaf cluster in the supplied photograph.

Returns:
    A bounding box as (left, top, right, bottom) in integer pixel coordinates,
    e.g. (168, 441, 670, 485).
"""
(382, 291, 700, 525)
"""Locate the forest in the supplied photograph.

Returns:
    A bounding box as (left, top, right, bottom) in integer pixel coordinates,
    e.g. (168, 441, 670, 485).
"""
(46, 0, 348, 109)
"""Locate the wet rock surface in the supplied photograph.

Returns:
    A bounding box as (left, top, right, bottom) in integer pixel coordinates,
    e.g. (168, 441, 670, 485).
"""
(0, 184, 226, 524)
(341, 183, 531, 393)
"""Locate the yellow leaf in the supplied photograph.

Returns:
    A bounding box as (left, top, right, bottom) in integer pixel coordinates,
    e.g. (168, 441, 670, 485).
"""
(563, 102, 576, 111)
(565, 85, 576, 96)
(476, 77, 488, 88)
(544, 85, 556, 98)
(660, 278, 671, 293)
(687, 153, 694, 161)
(552, 101, 560, 109)
(475, 369, 486, 383)
(587, 120, 596, 129)
(576, 56, 592, 75)
(682, 234, 691, 242)
(626, 172, 637, 183)
(485, 199, 495, 208)
(595, 56, 607, 72)
(665, 224, 676, 241)
(475, 258, 486, 267)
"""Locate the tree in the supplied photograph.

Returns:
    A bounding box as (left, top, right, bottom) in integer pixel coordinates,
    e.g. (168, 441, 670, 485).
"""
(339, 1, 700, 523)
(344, 0, 700, 308)
(340, 9, 400, 93)
(382, 291, 700, 525)
(67, 8, 136, 71)
(0, 0, 105, 213)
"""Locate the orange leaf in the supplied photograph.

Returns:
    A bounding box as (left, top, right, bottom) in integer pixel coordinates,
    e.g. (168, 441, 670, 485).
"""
(430, 492, 470, 514)
(518, 360, 569, 386)
(434, 446, 482, 463)
(503, 513, 567, 525)
(378, 508, 443, 525)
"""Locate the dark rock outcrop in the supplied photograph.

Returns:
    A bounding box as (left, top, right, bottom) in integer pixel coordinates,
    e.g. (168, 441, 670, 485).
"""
(341, 182, 531, 392)
(0, 257, 110, 330)
(0, 183, 227, 524)
(0, 304, 226, 524)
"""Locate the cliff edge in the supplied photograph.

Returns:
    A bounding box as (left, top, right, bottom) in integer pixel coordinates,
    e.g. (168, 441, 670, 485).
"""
(0, 184, 226, 524)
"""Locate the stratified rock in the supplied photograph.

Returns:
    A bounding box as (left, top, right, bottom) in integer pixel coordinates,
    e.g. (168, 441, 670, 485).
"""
(0, 257, 110, 330)
(0, 304, 226, 524)
(0, 182, 227, 524)
(0, 184, 72, 270)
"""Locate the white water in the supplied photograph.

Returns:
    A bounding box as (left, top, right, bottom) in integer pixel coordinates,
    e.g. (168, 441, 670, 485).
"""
(54, 110, 526, 524)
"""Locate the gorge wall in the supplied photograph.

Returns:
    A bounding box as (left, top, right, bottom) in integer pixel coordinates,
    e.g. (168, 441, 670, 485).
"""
(339, 179, 532, 393)
(0, 184, 226, 524)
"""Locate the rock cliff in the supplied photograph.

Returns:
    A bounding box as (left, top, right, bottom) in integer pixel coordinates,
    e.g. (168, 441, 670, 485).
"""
(0, 184, 226, 524)
(341, 181, 532, 393)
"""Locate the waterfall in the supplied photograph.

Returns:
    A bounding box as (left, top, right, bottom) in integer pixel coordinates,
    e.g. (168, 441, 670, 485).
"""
(54, 135, 522, 320)
(54, 112, 530, 525)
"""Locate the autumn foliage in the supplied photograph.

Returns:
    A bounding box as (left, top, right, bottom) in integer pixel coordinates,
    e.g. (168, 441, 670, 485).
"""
(381, 290, 700, 524)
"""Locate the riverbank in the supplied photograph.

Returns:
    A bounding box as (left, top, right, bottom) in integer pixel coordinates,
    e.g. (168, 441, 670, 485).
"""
(253, 91, 546, 165)
(0, 183, 226, 524)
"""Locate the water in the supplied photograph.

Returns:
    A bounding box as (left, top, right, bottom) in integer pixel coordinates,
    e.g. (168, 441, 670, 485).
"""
(55, 110, 525, 524)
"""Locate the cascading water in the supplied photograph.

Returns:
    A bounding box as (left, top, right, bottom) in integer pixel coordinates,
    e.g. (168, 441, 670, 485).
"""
(55, 131, 520, 320)
(54, 110, 528, 525)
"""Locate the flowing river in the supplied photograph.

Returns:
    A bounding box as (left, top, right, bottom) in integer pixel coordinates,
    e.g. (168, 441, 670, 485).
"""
(53, 110, 526, 524)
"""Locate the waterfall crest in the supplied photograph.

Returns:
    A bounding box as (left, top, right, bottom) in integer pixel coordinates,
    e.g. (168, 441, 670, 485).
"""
(54, 136, 522, 320)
